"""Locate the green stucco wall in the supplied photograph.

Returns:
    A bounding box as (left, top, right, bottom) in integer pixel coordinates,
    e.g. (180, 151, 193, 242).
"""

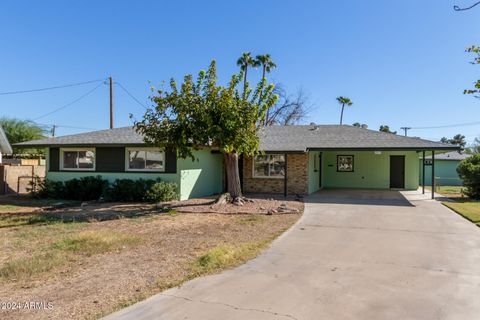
(419, 160, 463, 186)
(308, 151, 321, 194)
(45, 149, 223, 200)
(321, 151, 419, 190)
(177, 150, 223, 200)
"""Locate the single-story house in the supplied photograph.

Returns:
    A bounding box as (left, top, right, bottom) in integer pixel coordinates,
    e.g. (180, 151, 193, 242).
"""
(419, 151, 471, 187)
(0, 126, 12, 164)
(16, 124, 457, 200)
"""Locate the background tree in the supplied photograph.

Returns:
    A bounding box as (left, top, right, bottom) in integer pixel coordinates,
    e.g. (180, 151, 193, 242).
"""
(470, 136, 480, 154)
(0, 117, 46, 155)
(379, 125, 397, 134)
(254, 54, 277, 125)
(440, 134, 467, 150)
(236, 52, 256, 90)
(254, 54, 277, 80)
(264, 85, 310, 126)
(457, 154, 480, 199)
(336, 96, 353, 125)
(134, 61, 277, 199)
(464, 45, 480, 99)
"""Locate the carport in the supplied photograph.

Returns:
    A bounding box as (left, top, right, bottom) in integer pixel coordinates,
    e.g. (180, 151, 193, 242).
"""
(310, 149, 451, 199)
(250, 125, 459, 199)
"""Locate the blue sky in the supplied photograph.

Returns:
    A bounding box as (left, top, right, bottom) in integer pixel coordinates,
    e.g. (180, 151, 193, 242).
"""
(1, 0, 479, 143)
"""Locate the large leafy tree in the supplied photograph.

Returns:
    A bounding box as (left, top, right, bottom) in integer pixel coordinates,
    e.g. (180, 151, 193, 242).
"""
(336, 96, 353, 125)
(134, 61, 277, 199)
(464, 45, 480, 99)
(0, 118, 46, 154)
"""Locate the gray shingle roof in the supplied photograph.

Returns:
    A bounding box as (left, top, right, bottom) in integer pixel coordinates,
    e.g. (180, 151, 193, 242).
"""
(423, 151, 471, 161)
(259, 125, 458, 151)
(0, 126, 12, 154)
(15, 125, 458, 151)
(15, 127, 144, 147)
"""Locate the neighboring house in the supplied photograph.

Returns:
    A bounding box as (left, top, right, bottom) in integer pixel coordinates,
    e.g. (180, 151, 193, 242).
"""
(0, 126, 13, 163)
(419, 151, 471, 186)
(16, 125, 457, 200)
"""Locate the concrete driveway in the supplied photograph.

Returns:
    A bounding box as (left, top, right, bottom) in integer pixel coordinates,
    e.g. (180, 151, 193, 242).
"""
(105, 189, 480, 320)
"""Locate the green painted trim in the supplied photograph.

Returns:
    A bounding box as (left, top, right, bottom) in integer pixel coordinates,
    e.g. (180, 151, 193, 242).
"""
(322, 150, 419, 190)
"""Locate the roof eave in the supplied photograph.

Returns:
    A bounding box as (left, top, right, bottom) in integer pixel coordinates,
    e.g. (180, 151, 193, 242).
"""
(305, 146, 460, 151)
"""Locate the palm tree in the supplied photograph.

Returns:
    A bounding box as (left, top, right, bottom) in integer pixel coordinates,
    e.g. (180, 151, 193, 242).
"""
(336, 96, 353, 125)
(254, 54, 277, 125)
(236, 52, 256, 89)
(254, 54, 277, 80)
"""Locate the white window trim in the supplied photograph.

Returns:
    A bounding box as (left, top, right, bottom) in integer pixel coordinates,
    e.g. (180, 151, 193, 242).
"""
(125, 147, 166, 172)
(252, 154, 285, 179)
(60, 147, 96, 171)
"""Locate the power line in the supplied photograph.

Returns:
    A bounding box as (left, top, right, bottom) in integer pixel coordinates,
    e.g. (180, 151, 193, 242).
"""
(0, 78, 106, 96)
(115, 81, 148, 109)
(32, 82, 104, 121)
(35, 123, 100, 131)
(410, 121, 480, 130)
(454, 1, 480, 11)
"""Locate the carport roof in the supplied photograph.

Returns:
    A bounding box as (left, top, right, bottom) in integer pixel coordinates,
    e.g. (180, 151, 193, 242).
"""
(15, 125, 458, 152)
(259, 125, 458, 152)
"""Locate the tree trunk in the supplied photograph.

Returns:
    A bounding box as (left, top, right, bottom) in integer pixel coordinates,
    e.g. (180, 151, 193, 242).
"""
(263, 67, 270, 126)
(243, 67, 248, 91)
(340, 104, 345, 125)
(224, 152, 242, 199)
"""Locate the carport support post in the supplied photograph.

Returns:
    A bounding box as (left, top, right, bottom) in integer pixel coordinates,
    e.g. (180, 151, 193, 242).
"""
(284, 153, 288, 197)
(422, 150, 425, 194)
(431, 150, 435, 199)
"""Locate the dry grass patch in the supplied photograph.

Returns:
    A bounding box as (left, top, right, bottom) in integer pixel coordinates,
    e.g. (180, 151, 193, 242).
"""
(52, 230, 141, 255)
(193, 242, 268, 274)
(0, 228, 141, 282)
(0, 199, 302, 320)
(0, 252, 66, 281)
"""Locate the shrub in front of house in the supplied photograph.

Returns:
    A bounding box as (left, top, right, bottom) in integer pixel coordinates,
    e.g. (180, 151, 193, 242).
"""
(31, 176, 178, 202)
(32, 176, 109, 201)
(106, 178, 160, 202)
(145, 181, 179, 203)
(31, 178, 65, 199)
(64, 176, 109, 201)
(457, 154, 480, 199)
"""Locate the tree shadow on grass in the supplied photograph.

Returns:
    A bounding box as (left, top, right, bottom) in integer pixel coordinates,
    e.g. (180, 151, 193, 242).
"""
(0, 203, 175, 228)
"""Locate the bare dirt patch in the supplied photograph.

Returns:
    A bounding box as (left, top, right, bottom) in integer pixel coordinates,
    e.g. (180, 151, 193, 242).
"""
(0, 197, 302, 320)
(167, 193, 304, 215)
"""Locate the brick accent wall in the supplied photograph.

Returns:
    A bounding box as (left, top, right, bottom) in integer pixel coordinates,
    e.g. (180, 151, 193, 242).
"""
(243, 153, 308, 195)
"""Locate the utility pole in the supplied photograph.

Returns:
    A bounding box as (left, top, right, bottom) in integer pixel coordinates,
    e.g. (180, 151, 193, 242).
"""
(400, 127, 411, 136)
(51, 125, 56, 137)
(109, 76, 114, 129)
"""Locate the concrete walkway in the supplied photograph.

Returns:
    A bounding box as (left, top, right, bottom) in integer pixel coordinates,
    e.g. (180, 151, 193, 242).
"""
(105, 189, 480, 320)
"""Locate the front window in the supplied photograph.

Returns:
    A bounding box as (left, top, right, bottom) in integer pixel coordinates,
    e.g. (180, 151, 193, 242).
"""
(253, 154, 285, 178)
(126, 148, 165, 171)
(61, 148, 95, 170)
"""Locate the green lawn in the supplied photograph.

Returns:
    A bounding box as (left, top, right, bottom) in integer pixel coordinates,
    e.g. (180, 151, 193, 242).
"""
(443, 201, 480, 226)
(426, 186, 466, 198)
